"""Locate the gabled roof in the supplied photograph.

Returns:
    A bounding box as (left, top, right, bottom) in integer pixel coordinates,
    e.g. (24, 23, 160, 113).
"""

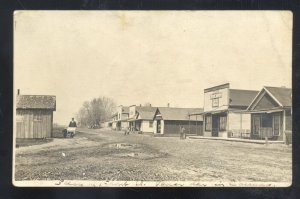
(16, 95, 56, 110)
(136, 106, 157, 112)
(229, 89, 259, 107)
(122, 107, 129, 114)
(136, 106, 157, 120)
(247, 86, 292, 110)
(156, 107, 204, 121)
(264, 87, 292, 107)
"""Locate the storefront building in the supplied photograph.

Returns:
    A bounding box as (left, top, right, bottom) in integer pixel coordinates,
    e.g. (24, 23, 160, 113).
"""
(203, 83, 258, 138)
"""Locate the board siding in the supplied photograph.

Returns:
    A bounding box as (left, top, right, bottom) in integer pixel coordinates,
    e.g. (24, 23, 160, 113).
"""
(16, 109, 53, 138)
(164, 120, 203, 136)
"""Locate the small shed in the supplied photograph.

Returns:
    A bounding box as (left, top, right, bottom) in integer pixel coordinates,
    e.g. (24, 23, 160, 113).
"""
(16, 94, 56, 138)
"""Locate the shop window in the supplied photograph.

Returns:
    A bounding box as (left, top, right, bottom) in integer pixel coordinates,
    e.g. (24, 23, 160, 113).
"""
(273, 115, 280, 136)
(261, 114, 272, 127)
(205, 115, 212, 131)
(212, 98, 219, 107)
(219, 116, 227, 131)
(252, 115, 260, 135)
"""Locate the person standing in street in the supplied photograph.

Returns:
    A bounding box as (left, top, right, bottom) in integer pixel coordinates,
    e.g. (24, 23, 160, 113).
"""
(180, 126, 186, 139)
(69, 118, 77, 127)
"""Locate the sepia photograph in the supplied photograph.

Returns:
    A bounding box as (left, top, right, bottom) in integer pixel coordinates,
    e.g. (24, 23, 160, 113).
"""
(13, 11, 292, 187)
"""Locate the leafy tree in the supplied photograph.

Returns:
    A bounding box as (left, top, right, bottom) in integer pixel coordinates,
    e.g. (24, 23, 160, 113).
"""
(76, 97, 116, 127)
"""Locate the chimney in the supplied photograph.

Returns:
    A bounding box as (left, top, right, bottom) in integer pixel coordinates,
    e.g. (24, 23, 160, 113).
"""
(167, 103, 170, 107)
(17, 89, 20, 95)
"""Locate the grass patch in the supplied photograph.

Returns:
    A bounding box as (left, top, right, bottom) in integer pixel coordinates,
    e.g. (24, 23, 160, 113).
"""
(52, 125, 65, 138)
(16, 138, 53, 148)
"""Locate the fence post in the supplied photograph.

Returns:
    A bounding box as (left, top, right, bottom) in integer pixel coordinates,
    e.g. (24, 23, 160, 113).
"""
(265, 137, 268, 146)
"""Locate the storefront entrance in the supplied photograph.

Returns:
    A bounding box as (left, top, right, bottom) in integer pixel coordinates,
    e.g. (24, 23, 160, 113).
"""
(212, 115, 219, 137)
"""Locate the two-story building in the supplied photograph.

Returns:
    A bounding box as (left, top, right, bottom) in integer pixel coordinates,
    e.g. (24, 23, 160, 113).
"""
(203, 83, 258, 138)
(128, 105, 157, 133)
(111, 105, 129, 131)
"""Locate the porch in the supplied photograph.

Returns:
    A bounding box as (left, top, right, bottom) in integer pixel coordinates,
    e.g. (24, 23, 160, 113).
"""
(189, 135, 284, 144)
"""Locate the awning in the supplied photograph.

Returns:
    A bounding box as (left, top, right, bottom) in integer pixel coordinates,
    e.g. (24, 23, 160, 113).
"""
(127, 118, 141, 122)
(201, 110, 228, 115)
(247, 109, 285, 114)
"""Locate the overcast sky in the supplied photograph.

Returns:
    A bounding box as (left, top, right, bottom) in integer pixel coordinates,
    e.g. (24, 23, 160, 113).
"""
(14, 11, 292, 125)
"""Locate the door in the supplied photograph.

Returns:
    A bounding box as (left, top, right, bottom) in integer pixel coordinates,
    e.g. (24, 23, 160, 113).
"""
(157, 120, 161, 134)
(212, 115, 219, 137)
(33, 113, 43, 138)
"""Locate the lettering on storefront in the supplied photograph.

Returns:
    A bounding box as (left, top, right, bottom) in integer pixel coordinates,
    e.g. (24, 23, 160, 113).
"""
(210, 91, 222, 107)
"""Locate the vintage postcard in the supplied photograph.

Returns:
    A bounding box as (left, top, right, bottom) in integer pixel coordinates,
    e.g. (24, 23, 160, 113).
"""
(13, 11, 292, 187)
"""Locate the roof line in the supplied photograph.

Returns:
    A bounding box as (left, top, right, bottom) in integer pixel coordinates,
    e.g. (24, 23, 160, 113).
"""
(17, 94, 56, 97)
(246, 88, 266, 111)
(229, 88, 259, 92)
(263, 87, 283, 107)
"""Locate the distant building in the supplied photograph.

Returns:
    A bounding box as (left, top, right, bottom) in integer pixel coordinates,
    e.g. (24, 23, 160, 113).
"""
(202, 83, 258, 138)
(153, 107, 203, 137)
(16, 91, 56, 138)
(247, 86, 292, 142)
(111, 105, 129, 131)
(128, 105, 157, 133)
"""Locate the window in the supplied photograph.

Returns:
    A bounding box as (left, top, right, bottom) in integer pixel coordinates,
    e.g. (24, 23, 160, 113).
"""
(273, 115, 280, 136)
(212, 98, 219, 107)
(149, 121, 153, 128)
(252, 115, 260, 135)
(205, 115, 212, 131)
(261, 114, 272, 128)
(219, 116, 227, 131)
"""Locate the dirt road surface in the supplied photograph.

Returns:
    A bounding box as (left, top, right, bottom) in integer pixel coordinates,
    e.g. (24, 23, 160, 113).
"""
(14, 128, 292, 183)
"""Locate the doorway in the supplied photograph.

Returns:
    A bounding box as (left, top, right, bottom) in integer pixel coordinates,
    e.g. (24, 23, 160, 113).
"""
(156, 120, 161, 134)
(212, 115, 219, 137)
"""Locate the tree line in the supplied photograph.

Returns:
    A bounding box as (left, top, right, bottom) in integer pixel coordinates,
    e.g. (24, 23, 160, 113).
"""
(76, 96, 116, 127)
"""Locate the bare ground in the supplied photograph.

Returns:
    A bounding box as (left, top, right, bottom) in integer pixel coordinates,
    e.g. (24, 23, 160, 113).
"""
(14, 128, 292, 183)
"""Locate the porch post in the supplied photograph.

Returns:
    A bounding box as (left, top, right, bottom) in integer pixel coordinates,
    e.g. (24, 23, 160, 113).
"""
(226, 111, 229, 138)
(283, 110, 286, 144)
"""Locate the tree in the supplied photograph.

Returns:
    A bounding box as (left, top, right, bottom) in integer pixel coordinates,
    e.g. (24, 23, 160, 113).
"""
(76, 97, 116, 127)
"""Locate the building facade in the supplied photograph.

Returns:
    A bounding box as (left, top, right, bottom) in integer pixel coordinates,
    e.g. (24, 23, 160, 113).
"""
(153, 107, 203, 137)
(128, 105, 157, 133)
(16, 94, 56, 138)
(203, 83, 258, 138)
(247, 86, 292, 142)
(111, 105, 129, 131)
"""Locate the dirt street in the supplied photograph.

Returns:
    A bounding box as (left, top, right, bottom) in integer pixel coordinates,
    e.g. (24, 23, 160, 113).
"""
(14, 128, 292, 183)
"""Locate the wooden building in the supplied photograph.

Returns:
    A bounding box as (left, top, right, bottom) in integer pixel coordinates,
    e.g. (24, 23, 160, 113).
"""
(128, 105, 157, 133)
(203, 83, 258, 138)
(153, 107, 203, 137)
(247, 86, 292, 141)
(111, 105, 129, 131)
(16, 94, 56, 138)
